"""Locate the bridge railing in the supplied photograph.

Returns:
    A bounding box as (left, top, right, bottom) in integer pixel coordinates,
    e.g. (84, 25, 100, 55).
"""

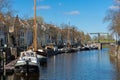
(91, 40, 115, 43)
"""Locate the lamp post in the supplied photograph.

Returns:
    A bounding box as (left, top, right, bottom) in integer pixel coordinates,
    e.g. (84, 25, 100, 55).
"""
(67, 21, 70, 48)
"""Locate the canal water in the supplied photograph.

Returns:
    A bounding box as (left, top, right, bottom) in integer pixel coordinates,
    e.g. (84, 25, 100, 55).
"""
(1, 48, 120, 80)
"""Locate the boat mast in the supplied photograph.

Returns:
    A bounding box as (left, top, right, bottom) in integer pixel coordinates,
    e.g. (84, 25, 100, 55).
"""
(34, 0, 37, 51)
(67, 21, 70, 48)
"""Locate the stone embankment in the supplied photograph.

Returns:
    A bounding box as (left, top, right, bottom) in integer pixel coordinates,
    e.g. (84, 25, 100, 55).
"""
(109, 45, 120, 59)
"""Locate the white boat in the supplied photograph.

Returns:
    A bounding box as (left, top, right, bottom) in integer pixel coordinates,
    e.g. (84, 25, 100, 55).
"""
(36, 49, 47, 65)
(14, 50, 40, 74)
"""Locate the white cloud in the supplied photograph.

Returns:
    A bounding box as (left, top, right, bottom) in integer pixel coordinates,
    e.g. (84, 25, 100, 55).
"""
(36, 5, 51, 10)
(64, 10, 80, 15)
(110, 5, 120, 9)
(115, 0, 120, 4)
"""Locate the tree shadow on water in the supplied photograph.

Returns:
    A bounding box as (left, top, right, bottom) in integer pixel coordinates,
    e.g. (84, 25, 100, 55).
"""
(13, 73, 40, 80)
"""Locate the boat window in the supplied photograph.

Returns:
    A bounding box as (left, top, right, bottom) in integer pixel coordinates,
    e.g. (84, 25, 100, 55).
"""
(26, 52, 30, 56)
(31, 53, 34, 57)
(22, 52, 25, 57)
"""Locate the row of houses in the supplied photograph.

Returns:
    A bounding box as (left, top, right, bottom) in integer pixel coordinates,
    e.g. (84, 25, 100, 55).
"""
(0, 14, 62, 49)
(0, 13, 80, 49)
(0, 14, 33, 48)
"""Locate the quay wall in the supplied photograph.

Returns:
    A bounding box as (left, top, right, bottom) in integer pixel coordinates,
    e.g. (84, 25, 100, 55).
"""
(109, 45, 120, 59)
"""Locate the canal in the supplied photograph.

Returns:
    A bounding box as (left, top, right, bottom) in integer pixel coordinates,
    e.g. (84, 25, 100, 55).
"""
(1, 48, 120, 80)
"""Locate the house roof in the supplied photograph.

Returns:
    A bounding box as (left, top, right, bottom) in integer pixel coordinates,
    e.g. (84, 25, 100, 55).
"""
(14, 15, 32, 29)
(0, 13, 6, 24)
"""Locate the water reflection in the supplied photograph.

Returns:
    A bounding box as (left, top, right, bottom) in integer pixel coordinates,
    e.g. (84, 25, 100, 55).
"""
(109, 55, 120, 80)
(2, 48, 120, 80)
(14, 74, 39, 80)
(1, 74, 39, 80)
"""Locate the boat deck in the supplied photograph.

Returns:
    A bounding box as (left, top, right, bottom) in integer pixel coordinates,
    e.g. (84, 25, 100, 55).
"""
(5, 59, 17, 70)
(0, 59, 17, 74)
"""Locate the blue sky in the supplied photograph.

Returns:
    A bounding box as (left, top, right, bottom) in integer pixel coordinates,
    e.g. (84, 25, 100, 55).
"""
(12, 0, 114, 33)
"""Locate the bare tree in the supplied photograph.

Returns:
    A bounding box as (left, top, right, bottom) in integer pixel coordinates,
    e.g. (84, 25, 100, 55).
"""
(104, 0, 120, 38)
(0, 0, 13, 15)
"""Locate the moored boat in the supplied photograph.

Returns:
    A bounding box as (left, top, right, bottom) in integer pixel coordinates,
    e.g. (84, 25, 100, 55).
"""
(36, 49, 47, 65)
(14, 50, 40, 75)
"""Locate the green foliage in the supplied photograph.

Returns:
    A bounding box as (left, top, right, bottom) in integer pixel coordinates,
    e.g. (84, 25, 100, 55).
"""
(92, 40, 115, 43)
(36, 16, 44, 24)
(28, 16, 44, 24)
